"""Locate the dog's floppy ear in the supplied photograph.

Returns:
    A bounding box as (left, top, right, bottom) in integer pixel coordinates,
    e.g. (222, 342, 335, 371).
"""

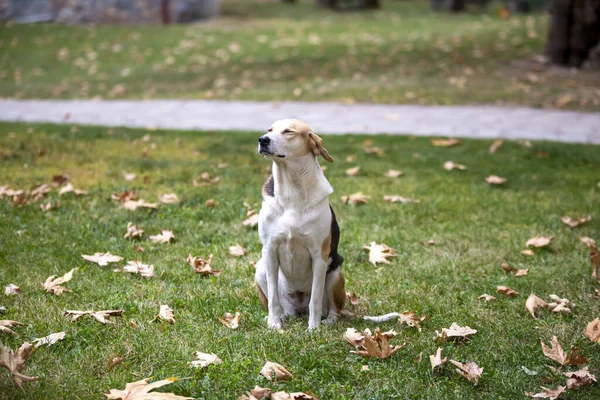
(308, 131, 334, 163)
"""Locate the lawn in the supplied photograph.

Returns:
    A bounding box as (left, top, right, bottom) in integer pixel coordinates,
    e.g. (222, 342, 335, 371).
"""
(1, 0, 600, 111)
(0, 121, 599, 399)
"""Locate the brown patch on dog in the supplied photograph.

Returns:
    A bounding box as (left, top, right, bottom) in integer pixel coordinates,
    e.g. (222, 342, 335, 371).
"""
(308, 132, 334, 163)
(330, 272, 346, 312)
(256, 283, 268, 308)
(321, 226, 332, 262)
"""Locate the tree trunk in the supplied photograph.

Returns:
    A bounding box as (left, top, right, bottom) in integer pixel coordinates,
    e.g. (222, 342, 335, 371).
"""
(161, 0, 170, 24)
(444, 0, 466, 11)
(281, 0, 297, 3)
(316, 0, 338, 8)
(358, 0, 381, 9)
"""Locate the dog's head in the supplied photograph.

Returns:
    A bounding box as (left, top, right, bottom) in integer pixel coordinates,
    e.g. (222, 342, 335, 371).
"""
(258, 119, 334, 163)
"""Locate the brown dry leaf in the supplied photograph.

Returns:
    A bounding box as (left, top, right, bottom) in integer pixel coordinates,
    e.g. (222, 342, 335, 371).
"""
(345, 291, 360, 306)
(190, 351, 222, 368)
(108, 356, 124, 370)
(547, 294, 573, 315)
(421, 240, 436, 246)
(187, 254, 220, 276)
(247, 385, 272, 399)
(485, 175, 507, 185)
(229, 244, 246, 257)
(497, 286, 518, 297)
(443, 161, 466, 171)
(0, 320, 27, 335)
(64, 309, 123, 324)
(435, 323, 477, 342)
(123, 172, 136, 181)
(515, 269, 529, 277)
(4, 284, 20, 296)
(243, 213, 259, 228)
(430, 347, 447, 371)
(521, 249, 535, 256)
(525, 386, 566, 399)
(40, 201, 59, 212)
(218, 311, 241, 329)
(585, 318, 600, 343)
(120, 261, 155, 279)
(33, 332, 66, 348)
(526, 236, 553, 248)
(343, 328, 365, 348)
(81, 252, 123, 266)
(205, 199, 216, 208)
(0, 342, 38, 388)
(561, 215, 591, 228)
(58, 183, 88, 196)
(105, 377, 193, 400)
(271, 392, 319, 400)
(398, 312, 426, 332)
(260, 361, 293, 382)
(112, 190, 137, 203)
(540, 336, 587, 366)
(450, 360, 483, 385)
(384, 169, 404, 178)
(346, 155, 357, 163)
(580, 237, 596, 247)
(345, 166, 360, 176)
(525, 294, 548, 319)
(122, 199, 158, 211)
(363, 242, 397, 266)
(383, 195, 419, 204)
(362, 141, 385, 156)
(564, 366, 596, 389)
(489, 139, 504, 153)
(478, 294, 496, 301)
(192, 172, 221, 187)
(501, 262, 517, 273)
(157, 305, 175, 324)
(159, 193, 180, 204)
(432, 138, 460, 147)
(591, 245, 600, 283)
(124, 223, 143, 239)
(352, 328, 404, 359)
(51, 173, 70, 186)
(149, 229, 174, 244)
(341, 192, 370, 205)
(42, 268, 75, 295)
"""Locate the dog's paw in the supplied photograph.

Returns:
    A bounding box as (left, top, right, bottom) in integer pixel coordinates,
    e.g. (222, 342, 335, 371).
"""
(323, 313, 339, 325)
(267, 316, 282, 330)
(308, 319, 321, 331)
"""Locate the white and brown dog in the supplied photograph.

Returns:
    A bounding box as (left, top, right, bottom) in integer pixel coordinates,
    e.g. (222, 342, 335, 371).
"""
(255, 119, 345, 330)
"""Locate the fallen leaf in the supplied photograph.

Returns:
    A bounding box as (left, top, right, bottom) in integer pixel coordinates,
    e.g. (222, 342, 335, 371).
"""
(580, 237, 596, 247)
(485, 175, 507, 185)
(547, 294, 572, 314)
(435, 323, 477, 341)
(0, 320, 27, 335)
(42, 268, 75, 295)
(361, 365, 369, 371)
(398, 312, 426, 331)
(489, 140, 503, 153)
(157, 305, 175, 324)
(450, 360, 483, 385)
(149, 229, 175, 244)
(159, 193, 180, 204)
(4, 284, 20, 296)
(585, 318, 600, 343)
(105, 377, 193, 400)
(33, 332, 66, 348)
(521, 249, 535, 256)
(430, 347, 447, 371)
(421, 240, 436, 246)
(112, 190, 137, 203)
(246, 385, 272, 400)
(432, 138, 460, 147)
(384, 169, 403, 177)
(341, 192, 370, 205)
(40, 201, 59, 211)
(0, 342, 38, 388)
(561, 215, 591, 228)
(383, 195, 419, 204)
(122, 199, 158, 211)
(187, 254, 220, 276)
(218, 311, 241, 329)
(205, 199, 216, 207)
(64, 309, 123, 324)
(591, 245, 600, 283)
(260, 361, 293, 381)
(525, 386, 566, 399)
(51, 173, 70, 186)
(120, 260, 155, 278)
(564, 366, 596, 389)
(123, 172, 136, 181)
(124, 223, 143, 239)
(343, 328, 365, 348)
(58, 183, 88, 196)
(478, 294, 496, 301)
(541, 336, 586, 366)
(525, 294, 548, 319)
(345, 166, 360, 176)
(363, 242, 397, 266)
(108, 356, 124, 370)
(243, 213, 259, 228)
(362, 142, 385, 156)
(271, 392, 318, 400)
(229, 244, 246, 257)
(346, 155, 357, 163)
(497, 286, 518, 297)
(81, 252, 123, 266)
(345, 291, 360, 306)
(351, 328, 404, 359)
(526, 236, 553, 248)
(190, 351, 222, 368)
(515, 269, 529, 277)
(443, 161, 466, 171)
(501, 262, 517, 273)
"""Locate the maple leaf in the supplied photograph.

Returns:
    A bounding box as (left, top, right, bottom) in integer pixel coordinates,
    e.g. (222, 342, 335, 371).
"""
(430, 347, 447, 371)
(501, 262, 516, 273)
(149, 230, 175, 244)
(345, 291, 360, 305)
(33, 332, 66, 348)
(260, 361, 293, 381)
(541, 336, 587, 366)
(58, 183, 88, 196)
(383, 195, 419, 204)
(42, 268, 76, 295)
(241, 385, 272, 400)
(159, 193, 180, 204)
(243, 213, 259, 228)
(105, 377, 193, 400)
(190, 351, 222, 368)
(362, 140, 384, 156)
(124, 223, 143, 239)
(345, 166, 360, 176)
(341, 192, 370, 205)
(591, 245, 600, 283)
(485, 175, 507, 185)
(521, 249, 535, 256)
(525, 386, 566, 399)
(0, 342, 38, 388)
(421, 240, 436, 246)
(229, 244, 246, 257)
(157, 305, 175, 324)
(443, 161, 466, 171)
(82, 252, 123, 266)
(40, 201, 60, 212)
(489, 139, 503, 153)
(435, 323, 477, 342)
(363, 242, 396, 266)
(4, 284, 20, 296)
(343, 328, 365, 348)
(122, 199, 158, 211)
(112, 190, 137, 203)
(478, 294, 496, 301)
(585, 318, 600, 343)
(398, 312, 426, 331)
(271, 392, 319, 400)
(526, 236, 553, 248)
(120, 261, 155, 279)
(561, 215, 591, 228)
(352, 328, 405, 359)
(525, 294, 548, 319)
(218, 311, 241, 329)
(187, 254, 220, 276)
(0, 320, 27, 335)
(515, 269, 529, 277)
(123, 172, 136, 181)
(432, 138, 460, 147)
(497, 286, 518, 297)
(547, 294, 573, 314)
(579, 237, 596, 247)
(64, 310, 123, 324)
(384, 169, 404, 177)
(108, 356, 124, 370)
(450, 360, 483, 385)
(564, 366, 596, 389)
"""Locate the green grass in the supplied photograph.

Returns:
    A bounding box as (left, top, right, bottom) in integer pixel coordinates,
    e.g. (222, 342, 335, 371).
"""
(1, 0, 600, 110)
(0, 122, 599, 399)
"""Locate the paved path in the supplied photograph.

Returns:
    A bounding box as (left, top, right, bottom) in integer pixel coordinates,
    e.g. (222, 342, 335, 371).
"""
(1, 99, 599, 144)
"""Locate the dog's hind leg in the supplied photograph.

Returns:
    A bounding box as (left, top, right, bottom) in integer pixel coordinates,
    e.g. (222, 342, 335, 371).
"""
(323, 268, 345, 325)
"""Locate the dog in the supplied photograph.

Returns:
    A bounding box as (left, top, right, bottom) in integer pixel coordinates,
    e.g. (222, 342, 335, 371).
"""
(255, 119, 345, 330)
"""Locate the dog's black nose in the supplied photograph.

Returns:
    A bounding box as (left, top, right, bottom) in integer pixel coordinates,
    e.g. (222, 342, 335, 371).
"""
(258, 136, 270, 146)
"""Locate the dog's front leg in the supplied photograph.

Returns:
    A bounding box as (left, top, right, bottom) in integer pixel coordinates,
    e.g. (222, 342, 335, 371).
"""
(263, 246, 284, 329)
(308, 256, 328, 330)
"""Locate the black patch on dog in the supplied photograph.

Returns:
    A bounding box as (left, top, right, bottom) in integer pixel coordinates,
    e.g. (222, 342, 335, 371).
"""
(327, 205, 344, 273)
(262, 174, 274, 198)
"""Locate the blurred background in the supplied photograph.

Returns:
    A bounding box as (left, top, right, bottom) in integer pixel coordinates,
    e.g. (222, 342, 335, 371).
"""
(0, 0, 599, 111)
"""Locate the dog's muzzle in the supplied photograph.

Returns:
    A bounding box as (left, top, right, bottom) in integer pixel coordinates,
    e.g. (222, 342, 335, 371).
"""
(258, 135, 273, 155)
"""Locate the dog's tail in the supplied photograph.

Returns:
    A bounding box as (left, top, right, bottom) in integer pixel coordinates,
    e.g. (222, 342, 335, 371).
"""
(362, 312, 400, 323)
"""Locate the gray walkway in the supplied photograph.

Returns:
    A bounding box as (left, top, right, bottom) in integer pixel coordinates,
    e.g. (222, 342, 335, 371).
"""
(1, 99, 599, 144)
